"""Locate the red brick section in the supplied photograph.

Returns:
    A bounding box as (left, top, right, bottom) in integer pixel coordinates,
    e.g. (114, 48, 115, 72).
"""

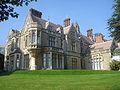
(64, 18, 70, 27)
(30, 8, 42, 18)
(87, 29, 94, 41)
(95, 33, 104, 43)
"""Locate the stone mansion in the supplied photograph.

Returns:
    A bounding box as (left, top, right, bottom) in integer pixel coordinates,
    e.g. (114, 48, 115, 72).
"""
(4, 9, 120, 71)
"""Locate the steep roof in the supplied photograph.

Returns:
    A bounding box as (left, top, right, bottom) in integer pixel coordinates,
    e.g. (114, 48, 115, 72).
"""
(31, 14, 46, 28)
(80, 35, 94, 45)
(10, 49, 21, 55)
(90, 40, 113, 49)
(30, 11, 60, 30)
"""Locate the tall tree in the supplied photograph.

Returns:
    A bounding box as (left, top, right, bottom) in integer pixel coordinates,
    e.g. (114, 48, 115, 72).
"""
(0, 0, 37, 22)
(108, 0, 120, 42)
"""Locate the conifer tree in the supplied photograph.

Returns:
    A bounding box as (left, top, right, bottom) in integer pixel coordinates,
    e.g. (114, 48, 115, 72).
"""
(108, 0, 120, 41)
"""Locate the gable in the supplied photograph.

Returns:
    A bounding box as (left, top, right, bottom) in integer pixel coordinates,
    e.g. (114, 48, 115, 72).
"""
(67, 24, 80, 38)
(22, 12, 34, 33)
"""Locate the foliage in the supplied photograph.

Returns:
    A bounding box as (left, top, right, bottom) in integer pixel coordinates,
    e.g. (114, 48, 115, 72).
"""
(1, 70, 120, 90)
(113, 48, 120, 55)
(0, 0, 37, 22)
(110, 60, 120, 70)
(108, 0, 120, 42)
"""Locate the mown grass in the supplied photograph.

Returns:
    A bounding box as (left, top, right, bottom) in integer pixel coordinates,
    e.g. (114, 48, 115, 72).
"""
(0, 70, 120, 90)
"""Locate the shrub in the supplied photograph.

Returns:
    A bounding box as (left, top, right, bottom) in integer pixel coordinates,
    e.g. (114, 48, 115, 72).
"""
(110, 60, 120, 71)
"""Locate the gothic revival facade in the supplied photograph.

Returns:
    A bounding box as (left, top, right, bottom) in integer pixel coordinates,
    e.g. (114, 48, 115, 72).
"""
(4, 9, 119, 71)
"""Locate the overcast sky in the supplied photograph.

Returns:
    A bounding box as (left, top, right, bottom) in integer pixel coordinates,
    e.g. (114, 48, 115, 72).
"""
(0, 0, 114, 44)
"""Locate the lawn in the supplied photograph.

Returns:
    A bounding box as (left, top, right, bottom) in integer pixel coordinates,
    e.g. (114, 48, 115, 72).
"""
(0, 70, 120, 90)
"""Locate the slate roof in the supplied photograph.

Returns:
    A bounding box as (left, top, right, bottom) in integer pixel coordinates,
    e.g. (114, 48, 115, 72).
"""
(80, 35, 94, 45)
(90, 40, 113, 49)
(10, 49, 21, 55)
(30, 13, 60, 31)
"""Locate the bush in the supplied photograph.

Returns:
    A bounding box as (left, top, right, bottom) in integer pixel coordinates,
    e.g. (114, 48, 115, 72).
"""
(110, 60, 120, 71)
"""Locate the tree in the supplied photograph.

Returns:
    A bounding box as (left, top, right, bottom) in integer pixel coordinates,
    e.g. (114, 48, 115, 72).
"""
(0, 0, 37, 22)
(108, 0, 120, 42)
(110, 60, 120, 70)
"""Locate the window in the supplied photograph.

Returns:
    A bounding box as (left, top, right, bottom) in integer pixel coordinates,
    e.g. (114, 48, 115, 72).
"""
(29, 32, 31, 43)
(24, 54, 29, 69)
(71, 31, 75, 37)
(25, 35, 29, 47)
(32, 31, 36, 43)
(37, 31, 40, 44)
(58, 54, 62, 69)
(11, 40, 14, 51)
(16, 55, 20, 69)
(92, 59, 103, 70)
(71, 41, 75, 51)
(52, 54, 57, 69)
(60, 39, 63, 48)
(48, 36, 55, 47)
(72, 58, 77, 69)
(43, 53, 51, 69)
(16, 38, 19, 48)
(10, 55, 14, 70)
(48, 26, 52, 30)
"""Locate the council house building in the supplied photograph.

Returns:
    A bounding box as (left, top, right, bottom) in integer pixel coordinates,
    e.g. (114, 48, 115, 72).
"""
(4, 9, 120, 71)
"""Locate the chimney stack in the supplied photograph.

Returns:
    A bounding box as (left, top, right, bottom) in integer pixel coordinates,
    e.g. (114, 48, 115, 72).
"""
(30, 8, 42, 18)
(64, 18, 70, 27)
(95, 33, 104, 43)
(87, 29, 94, 41)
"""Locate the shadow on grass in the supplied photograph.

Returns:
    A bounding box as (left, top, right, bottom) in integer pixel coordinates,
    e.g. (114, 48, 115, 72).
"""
(0, 71, 14, 76)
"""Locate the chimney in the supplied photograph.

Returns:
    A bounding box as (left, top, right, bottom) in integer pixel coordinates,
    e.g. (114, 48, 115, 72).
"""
(30, 8, 42, 18)
(64, 18, 70, 27)
(87, 29, 94, 41)
(95, 33, 104, 43)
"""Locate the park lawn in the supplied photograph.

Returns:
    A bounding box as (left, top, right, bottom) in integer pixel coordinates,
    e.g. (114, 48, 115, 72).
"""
(0, 70, 120, 90)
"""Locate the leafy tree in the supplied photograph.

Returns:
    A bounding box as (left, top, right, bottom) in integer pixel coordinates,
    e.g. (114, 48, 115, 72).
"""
(110, 60, 120, 70)
(0, 0, 37, 22)
(108, 0, 120, 42)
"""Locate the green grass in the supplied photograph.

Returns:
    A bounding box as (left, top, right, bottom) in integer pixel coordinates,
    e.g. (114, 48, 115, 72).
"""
(0, 70, 120, 90)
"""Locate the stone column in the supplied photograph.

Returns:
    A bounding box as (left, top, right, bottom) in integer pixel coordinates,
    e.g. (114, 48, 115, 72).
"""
(62, 55, 64, 69)
(13, 54, 17, 70)
(97, 59, 100, 70)
(100, 59, 103, 70)
(94, 60, 97, 70)
(48, 52, 52, 69)
(92, 60, 94, 70)
(35, 31, 37, 44)
(29, 53, 36, 70)
(43, 54, 46, 69)
(99, 59, 101, 70)
(56, 53, 58, 69)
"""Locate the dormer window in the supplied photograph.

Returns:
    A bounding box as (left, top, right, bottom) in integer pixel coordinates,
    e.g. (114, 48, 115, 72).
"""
(70, 31, 75, 37)
(71, 41, 75, 51)
(48, 25, 52, 31)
